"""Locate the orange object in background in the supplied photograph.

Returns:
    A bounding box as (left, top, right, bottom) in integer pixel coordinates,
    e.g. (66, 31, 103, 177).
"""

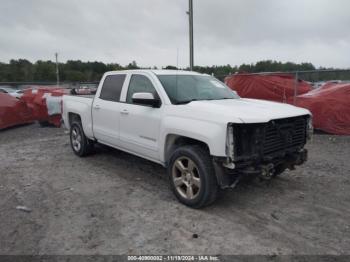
(225, 74, 350, 135)
(225, 73, 311, 103)
(0, 93, 33, 129)
(293, 83, 350, 135)
(20, 87, 68, 127)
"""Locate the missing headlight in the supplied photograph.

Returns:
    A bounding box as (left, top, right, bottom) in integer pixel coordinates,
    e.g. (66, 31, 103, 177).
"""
(307, 116, 314, 141)
(226, 124, 234, 158)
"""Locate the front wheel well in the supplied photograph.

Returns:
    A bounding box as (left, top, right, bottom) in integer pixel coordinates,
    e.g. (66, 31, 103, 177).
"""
(164, 135, 210, 166)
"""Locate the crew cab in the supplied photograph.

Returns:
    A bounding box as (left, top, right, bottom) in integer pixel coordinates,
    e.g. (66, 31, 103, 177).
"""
(62, 70, 312, 208)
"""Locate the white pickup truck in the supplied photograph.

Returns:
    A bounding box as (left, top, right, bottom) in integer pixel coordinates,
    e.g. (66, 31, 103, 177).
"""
(63, 70, 312, 208)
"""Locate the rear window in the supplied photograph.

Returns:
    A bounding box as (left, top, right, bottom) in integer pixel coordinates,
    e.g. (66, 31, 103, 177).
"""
(99, 74, 126, 102)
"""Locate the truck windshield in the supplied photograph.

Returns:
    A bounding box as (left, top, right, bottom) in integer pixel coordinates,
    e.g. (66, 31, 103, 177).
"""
(157, 75, 240, 104)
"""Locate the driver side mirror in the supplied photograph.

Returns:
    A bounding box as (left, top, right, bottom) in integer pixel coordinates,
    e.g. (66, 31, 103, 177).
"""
(132, 92, 161, 108)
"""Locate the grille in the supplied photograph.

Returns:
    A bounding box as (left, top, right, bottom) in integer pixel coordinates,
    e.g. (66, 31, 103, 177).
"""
(263, 116, 307, 155)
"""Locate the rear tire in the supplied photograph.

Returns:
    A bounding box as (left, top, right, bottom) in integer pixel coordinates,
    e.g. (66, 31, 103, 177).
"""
(70, 122, 94, 157)
(168, 145, 218, 208)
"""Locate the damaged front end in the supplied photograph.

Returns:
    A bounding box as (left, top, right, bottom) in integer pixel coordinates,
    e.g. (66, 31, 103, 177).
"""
(215, 115, 311, 189)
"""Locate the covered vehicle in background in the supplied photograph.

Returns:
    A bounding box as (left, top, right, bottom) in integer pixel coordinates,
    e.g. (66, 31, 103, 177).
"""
(0, 93, 33, 129)
(293, 83, 350, 135)
(225, 73, 312, 103)
(0, 85, 68, 129)
(225, 73, 350, 135)
(20, 86, 68, 127)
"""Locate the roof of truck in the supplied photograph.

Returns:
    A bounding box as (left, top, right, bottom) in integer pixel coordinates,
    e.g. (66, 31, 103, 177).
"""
(105, 69, 203, 76)
(152, 70, 202, 75)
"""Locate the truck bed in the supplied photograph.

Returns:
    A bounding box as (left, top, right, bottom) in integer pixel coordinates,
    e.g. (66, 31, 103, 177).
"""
(62, 94, 94, 137)
(65, 94, 95, 99)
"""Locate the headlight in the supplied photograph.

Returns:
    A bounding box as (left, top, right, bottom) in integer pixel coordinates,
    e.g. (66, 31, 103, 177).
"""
(307, 116, 313, 141)
(226, 124, 234, 158)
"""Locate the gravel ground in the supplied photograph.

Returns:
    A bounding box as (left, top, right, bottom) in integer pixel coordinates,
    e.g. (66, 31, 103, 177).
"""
(0, 123, 349, 255)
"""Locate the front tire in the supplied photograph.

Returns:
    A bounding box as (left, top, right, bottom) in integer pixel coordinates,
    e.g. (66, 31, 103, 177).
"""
(70, 122, 94, 157)
(168, 145, 218, 208)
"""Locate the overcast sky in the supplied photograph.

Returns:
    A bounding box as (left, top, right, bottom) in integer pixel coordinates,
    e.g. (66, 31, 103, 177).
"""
(1, 0, 349, 68)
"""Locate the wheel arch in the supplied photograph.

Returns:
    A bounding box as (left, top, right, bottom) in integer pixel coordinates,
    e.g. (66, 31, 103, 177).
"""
(164, 134, 210, 167)
(68, 112, 82, 127)
(67, 112, 94, 139)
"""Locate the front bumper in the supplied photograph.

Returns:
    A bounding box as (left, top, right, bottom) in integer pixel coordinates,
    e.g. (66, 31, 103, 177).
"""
(214, 148, 308, 188)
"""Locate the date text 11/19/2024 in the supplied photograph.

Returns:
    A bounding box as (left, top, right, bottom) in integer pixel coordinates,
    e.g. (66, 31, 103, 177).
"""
(127, 255, 220, 261)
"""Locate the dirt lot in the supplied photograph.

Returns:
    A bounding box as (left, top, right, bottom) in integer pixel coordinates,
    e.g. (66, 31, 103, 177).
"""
(0, 123, 349, 255)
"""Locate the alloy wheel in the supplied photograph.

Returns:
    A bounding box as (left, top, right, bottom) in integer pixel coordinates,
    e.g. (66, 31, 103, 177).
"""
(172, 156, 201, 200)
(71, 127, 82, 152)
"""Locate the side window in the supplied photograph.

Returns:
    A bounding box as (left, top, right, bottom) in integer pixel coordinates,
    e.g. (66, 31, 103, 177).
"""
(126, 75, 158, 104)
(99, 74, 126, 102)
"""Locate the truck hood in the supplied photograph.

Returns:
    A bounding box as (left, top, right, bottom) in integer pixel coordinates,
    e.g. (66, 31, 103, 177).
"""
(170, 98, 311, 124)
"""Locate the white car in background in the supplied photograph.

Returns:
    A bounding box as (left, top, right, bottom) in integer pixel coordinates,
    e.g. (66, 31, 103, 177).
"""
(0, 87, 24, 98)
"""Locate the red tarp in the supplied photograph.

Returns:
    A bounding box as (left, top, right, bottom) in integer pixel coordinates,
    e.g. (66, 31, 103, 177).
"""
(20, 87, 68, 127)
(225, 74, 350, 135)
(0, 93, 33, 129)
(225, 73, 312, 103)
(293, 83, 350, 135)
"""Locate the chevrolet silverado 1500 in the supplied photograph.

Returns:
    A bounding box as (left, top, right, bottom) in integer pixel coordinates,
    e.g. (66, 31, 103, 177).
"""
(63, 70, 312, 208)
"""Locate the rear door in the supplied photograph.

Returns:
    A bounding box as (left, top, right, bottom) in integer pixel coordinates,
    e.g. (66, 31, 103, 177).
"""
(92, 73, 126, 146)
(119, 73, 163, 161)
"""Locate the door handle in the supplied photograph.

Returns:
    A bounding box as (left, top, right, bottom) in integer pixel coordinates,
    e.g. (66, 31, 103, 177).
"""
(94, 104, 101, 110)
(120, 109, 129, 115)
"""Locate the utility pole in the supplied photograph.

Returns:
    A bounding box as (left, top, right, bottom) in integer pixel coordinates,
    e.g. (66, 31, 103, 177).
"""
(55, 52, 60, 87)
(188, 0, 194, 71)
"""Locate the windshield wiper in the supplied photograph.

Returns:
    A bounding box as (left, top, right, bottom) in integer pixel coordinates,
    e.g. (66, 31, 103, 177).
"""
(175, 97, 235, 104)
(175, 98, 233, 104)
(175, 99, 199, 105)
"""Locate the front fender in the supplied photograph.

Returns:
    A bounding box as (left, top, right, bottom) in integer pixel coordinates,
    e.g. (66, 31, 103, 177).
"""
(160, 116, 228, 162)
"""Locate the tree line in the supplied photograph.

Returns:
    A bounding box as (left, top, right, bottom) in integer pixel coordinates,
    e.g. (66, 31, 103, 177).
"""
(0, 59, 136, 82)
(0, 59, 348, 82)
